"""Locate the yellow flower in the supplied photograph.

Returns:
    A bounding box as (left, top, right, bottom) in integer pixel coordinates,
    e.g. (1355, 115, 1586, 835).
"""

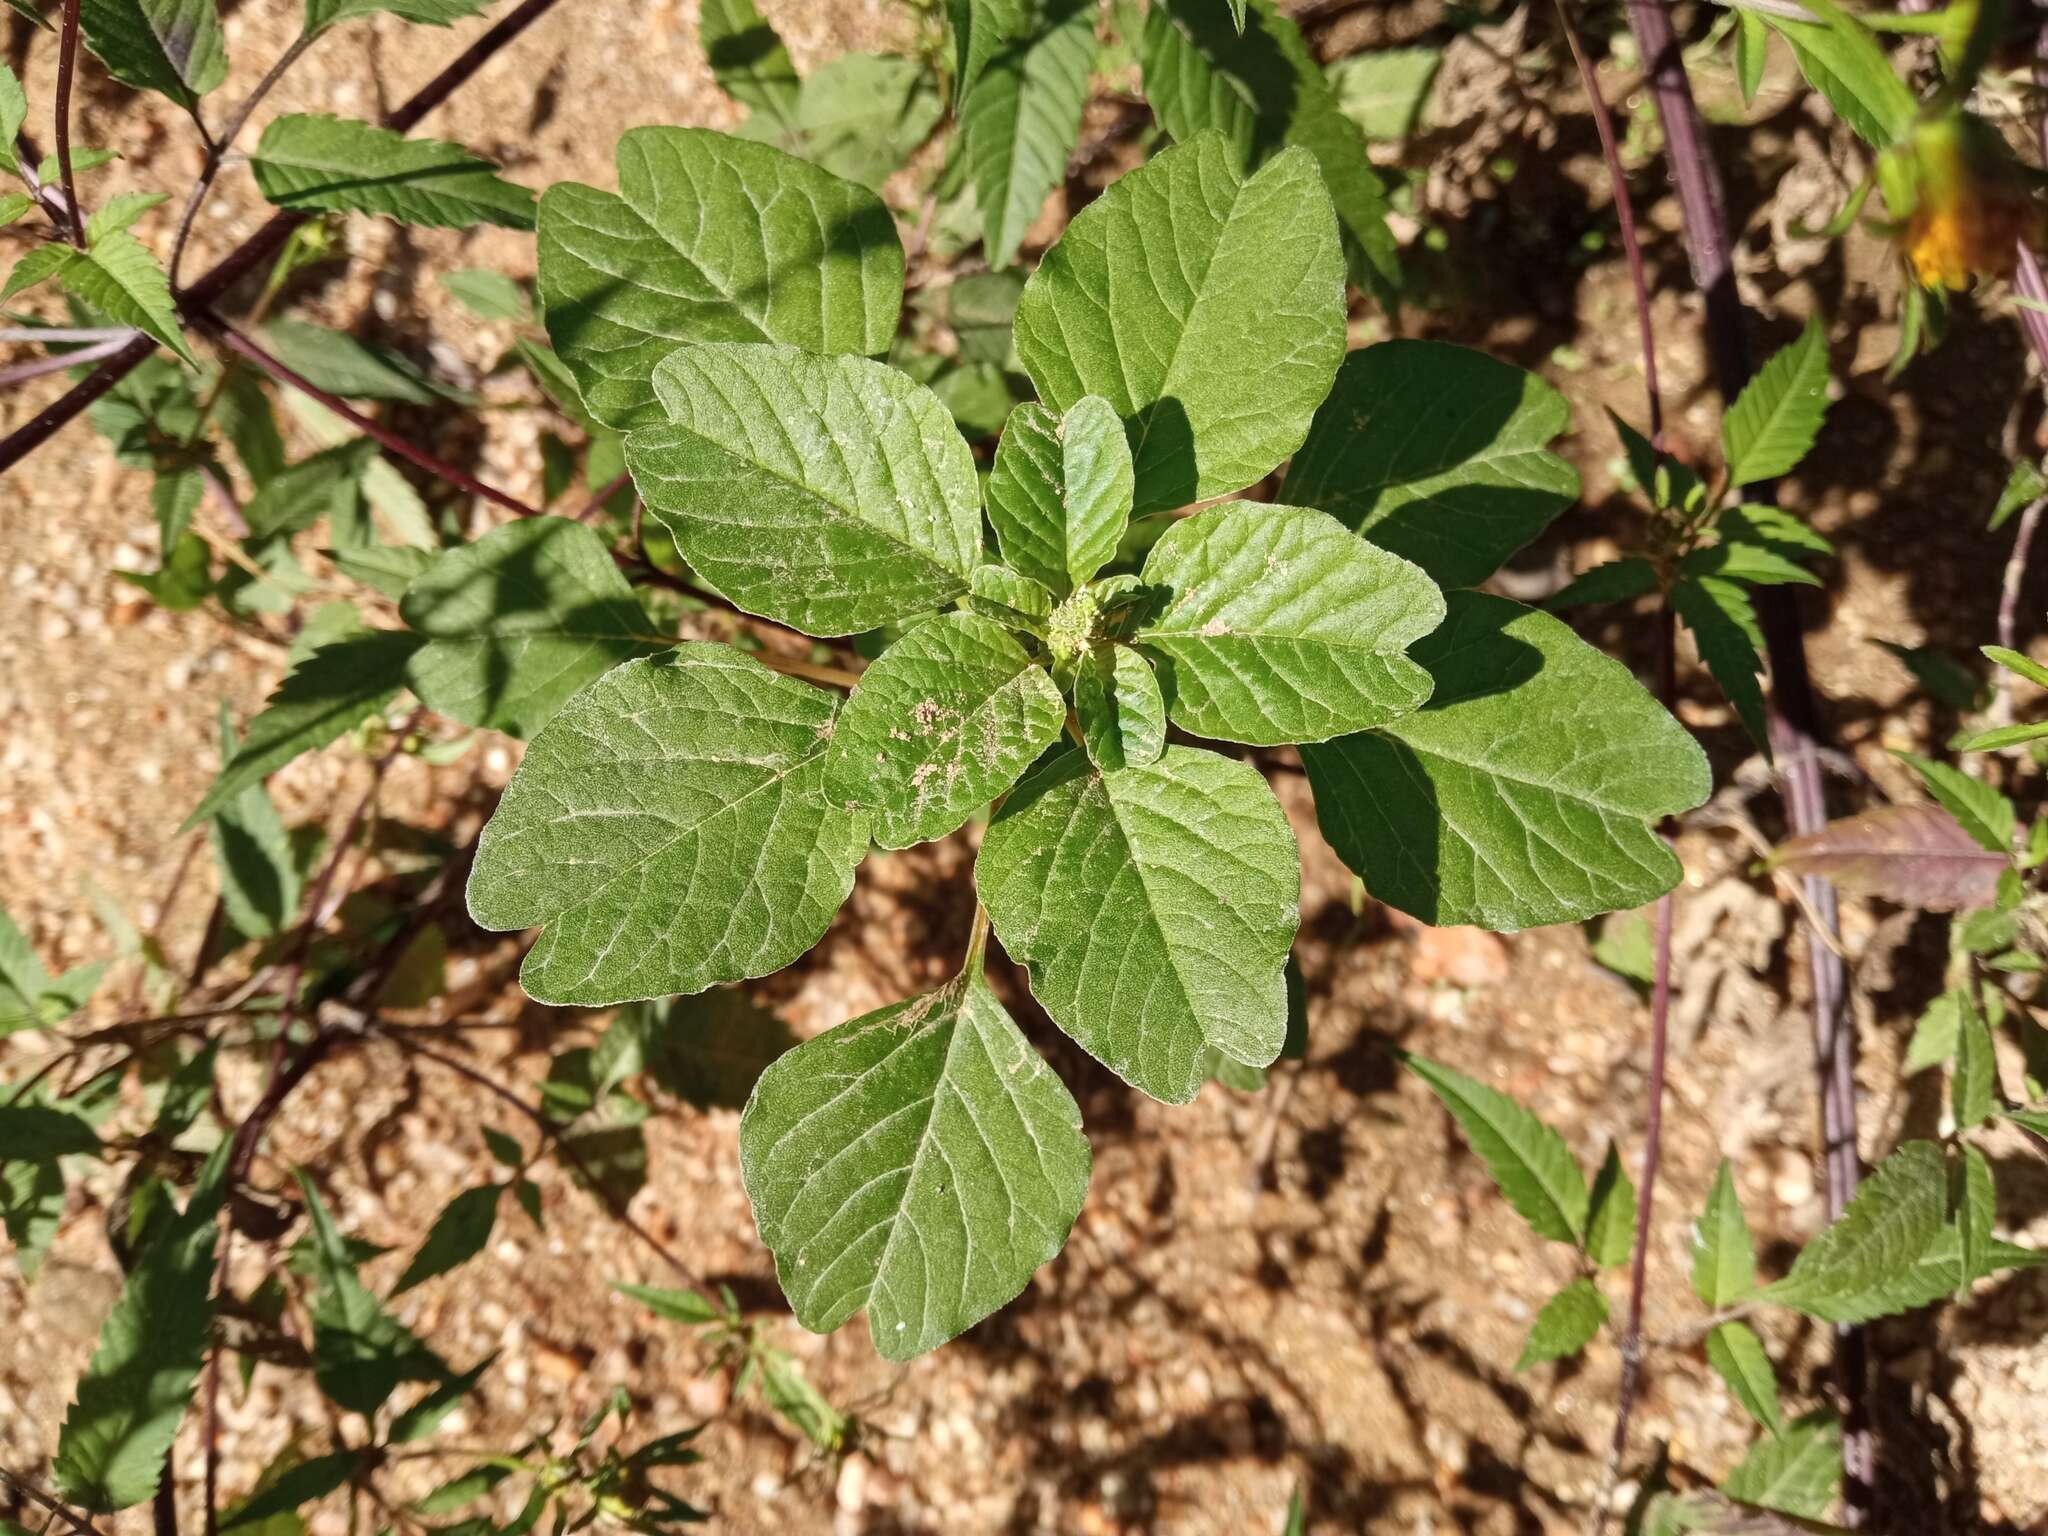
(1896, 112, 2043, 290)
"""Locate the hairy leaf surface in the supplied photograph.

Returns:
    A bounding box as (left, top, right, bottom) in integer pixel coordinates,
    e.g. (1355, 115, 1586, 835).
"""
(963, 0, 1094, 268)
(1765, 1141, 1946, 1320)
(1074, 643, 1166, 771)
(985, 396, 1134, 598)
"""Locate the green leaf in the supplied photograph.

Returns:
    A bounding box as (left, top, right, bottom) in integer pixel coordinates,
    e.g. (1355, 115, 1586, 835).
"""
(1329, 47, 1440, 140)
(978, 746, 1300, 1104)
(823, 612, 1065, 849)
(1403, 1053, 1588, 1244)
(1074, 642, 1166, 771)
(1693, 1160, 1756, 1308)
(400, 517, 658, 738)
(301, 0, 491, 38)
(963, 0, 1094, 268)
(1584, 1141, 1637, 1268)
(758, 52, 943, 192)
(1548, 557, 1657, 611)
(1141, 0, 1398, 304)
(1722, 319, 1831, 487)
(1907, 989, 1965, 1073)
(1013, 131, 1346, 516)
(1736, 9, 1769, 102)
(1956, 1143, 1994, 1299)
(77, 0, 226, 114)
(1765, 1, 1916, 146)
(1720, 1411, 1841, 1520)
(0, 903, 58, 1034)
(83, 190, 166, 243)
(209, 705, 304, 939)
(296, 1172, 444, 1415)
(985, 396, 1135, 599)
(1764, 1141, 1947, 1320)
(251, 114, 533, 229)
(1515, 1276, 1606, 1370)
(1954, 719, 2048, 753)
(243, 439, 378, 540)
(467, 644, 867, 1006)
(392, 1184, 501, 1295)
(440, 268, 528, 321)
(948, 0, 1025, 104)
(54, 1149, 225, 1511)
(1894, 753, 2013, 856)
(1132, 501, 1443, 745)
(625, 989, 795, 1109)
(700, 0, 800, 129)
(537, 127, 903, 430)
(56, 230, 195, 364)
(1286, 341, 1580, 589)
(330, 542, 431, 600)
(0, 1104, 102, 1161)
(740, 970, 1091, 1359)
(1302, 592, 1709, 929)
(2, 245, 75, 303)
(968, 563, 1054, 631)
(1705, 1321, 1783, 1434)
(219, 1452, 363, 1531)
(260, 319, 446, 404)
(1674, 575, 1770, 751)
(0, 191, 34, 227)
(1991, 459, 2045, 530)
(1679, 539, 1821, 589)
(183, 629, 420, 830)
(150, 1040, 219, 1142)
(1954, 992, 1997, 1129)
(627, 344, 981, 636)
(1982, 642, 2048, 691)
(615, 1281, 724, 1326)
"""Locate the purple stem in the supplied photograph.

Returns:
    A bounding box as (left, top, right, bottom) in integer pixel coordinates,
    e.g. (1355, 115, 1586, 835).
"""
(53, 0, 85, 245)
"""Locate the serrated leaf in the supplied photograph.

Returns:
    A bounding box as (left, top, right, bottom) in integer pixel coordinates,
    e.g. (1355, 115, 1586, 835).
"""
(1302, 592, 1709, 929)
(964, 0, 1094, 268)
(77, 0, 226, 114)
(1768, 802, 2008, 912)
(301, 0, 490, 38)
(1705, 1321, 1783, 1434)
(1329, 46, 1440, 140)
(538, 127, 903, 430)
(54, 1149, 225, 1511)
(0, 191, 34, 226)
(2, 245, 74, 303)
(1141, 0, 1398, 303)
(1674, 574, 1770, 751)
(1679, 539, 1821, 589)
(948, 0, 1026, 104)
(1013, 131, 1345, 516)
(627, 343, 981, 635)
(392, 1184, 501, 1295)
(758, 51, 943, 192)
(1894, 752, 2012, 856)
(468, 644, 866, 1006)
(57, 230, 195, 364)
(977, 746, 1299, 1103)
(1074, 642, 1166, 771)
(209, 706, 303, 939)
(986, 396, 1135, 599)
(1693, 1160, 1756, 1308)
(1548, 557, 1657, 611)
(1765, 1141, 1946, 1319)
(1721, 1411, 1841, 1520)
(1957, 1143, 1993, 1299)
(1765, 2, 1916, 146)
(1404, 1053, 1588, 1244)
(1723, 320, 1830, 487)
(260, 319, 446, 404)
(83, 190, 166, 243)
(823, 612, 1064, 849)
(1516, 1276, 1606, 1369)
(1954, 992, 1997, 1129)
(184, 630, 420, 829)
(296, 1172, 444, 1415)
(1132, 500, 1444, 745)
(1287, 341, 1580, 589)
(700, 0, 800, 129)
(400, 517, 657, 738)
(251, 114, 533, 229)
(243, 439, 377, 540)
(219, 1451, 363, 1531)
(1907, 989, 1965, 1073)
(740, 970, 1091, 1359)
(330, 543, 431, 600)
(1585, 1141, 1637, 1268)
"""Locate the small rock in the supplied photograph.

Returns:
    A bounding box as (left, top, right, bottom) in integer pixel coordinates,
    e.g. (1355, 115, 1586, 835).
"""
(1406, 921, 1510, 989)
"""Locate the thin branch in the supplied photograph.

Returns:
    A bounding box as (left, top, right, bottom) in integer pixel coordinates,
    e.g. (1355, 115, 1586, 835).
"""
(0, 326, 140, 344)
(169, 34, 319, 287)
(0, 1470, 101, 1536)
(1997, 499, 2045, 723)
(53, 0, 86, 245)
(0, 335, 131, 390)
(574, 468, 632, 523)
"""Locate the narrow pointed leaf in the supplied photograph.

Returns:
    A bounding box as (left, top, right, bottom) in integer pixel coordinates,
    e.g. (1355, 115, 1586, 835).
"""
(1515, 1276, 1606, 1369)
(700, 0, 800, 128)
(1674, 574, 1770, 751)
(1764, 1141, 1946, 1319)
(985, 396, 1135, 599)
(627, 344, 982, 636)
(219, 1452, 364, 1531)
(1720, 1411, 1841, 1519)
(1953, 995, 1997, 1130)
(301, 0, 491, 38)
(392, 1184, 502, 1295)
(1302, 593, 1709, 929)
(1722, 319, 1831, 486)
(468, 644, 867, 1006)
(1957, 1144, 1994, 1297)
(57, 230, 194, 364)
(823, 612, 1065, 848)
(1132, 501, 1444, 745)
(1287, 342, 1579, 589)
(296, 1173, 444, 1414)
(77, 0, 226, 113)
(963, 0, 1094, 268)
(1584, 1141, 1637, 1268)
(1403, 1053, 1588, 1244)
(1074, 643, 1166, 771)
(947, 0, 1026, 105)
(1693, 1160, 1757, 1308)
(740, 971, 1092, 1359)
(251, 114, 534, 229)
(1013, 131, 1346, 515)
(0, 1104, 102, 1160)
(538, 128, 903, 430)
(1705, 1321, 1783, 1434)
(1768, 802, 2008, 912)
(1893, 752, 2014, 855)
(977, 746, 1300, 1104)
(1547, 557, 1657, 611)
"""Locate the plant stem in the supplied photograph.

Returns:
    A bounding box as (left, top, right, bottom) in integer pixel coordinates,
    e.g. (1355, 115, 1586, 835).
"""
(0, 326, 139, 344)
(575, 468, 633, 522)
(1996, 499, 2045, 723)
(169, 33, 319, 287)
(752, 651, 863, 689)
(53, 0, 85, 245)
(0, 335, 130, 389)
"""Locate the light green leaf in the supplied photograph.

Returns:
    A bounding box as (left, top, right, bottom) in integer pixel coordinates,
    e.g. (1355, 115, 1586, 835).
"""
(1894, 753, 2013, 856)
(1673, 574, 1769, 751)
(823, 612, 1064, 849)
(251, 114, 534, 229)
(301, 0, 491, 39)
(1693, 1159, 1756, 1308)
(948, 0, 1026, 105)
(1983, 643, 2048, 690)
(616, 1281, 724, 1326)
(1, 1160, 64, 1279)
(1955, 719, 2048, 753)
(1403, 1053, 1588, 1244)
(440, 268, 527, 321)
(399, 517, 657, 738)
(1957, 1143, 1994, 1299)
(1705, 1321, 1782, 1434)
(242, 439, 378, 540)
(985, 396, 1135, 599)
(1074, 642, 1166, 771)
(77, 0, 226, 114)
(260, 319, 446, 404)
(1720, 1411, 1841, 1520)
(0, 191, 34, 226)
(1907, 989, 1965, 1073)
(330, 543, 431, 600)
(296, 1172, 444, 1415)
(963, 0, 1095, 268)
(1954, 992, 1997, 1130)
(1328, 46, 1440, 140)
(392, 1184, 501, 1295)
(538, 128, 903, 431)
(1515, 1276, 1606, 1370)
(1679, 538, 1821, 589)
(467, 644, 867, 1006)
(1765, 2, 1916, 147)
(209, 705, 303, 939)
(1736, 9, 1769, 102)
(1141, 0, 1398, 303)
(1992, 460, 2046, 530)
(1133, 500, 1443, 745)
(977, 746, 1300, 1104)
(183, 630, 419, 829)
(54, 1150, 225, 1511)
(1286, 341, 1580, 590)
(1722, 319, 1831, 487)
(1302, 593, 1709, 929)
(762, 51, 943, 192)
(0, 903, 57, 1034)
(57, 230, 195, 364)
(968, 564, 1054, 630)
(627, 343, 981, 636)
(1, 245, 75, 303)
(83, 190, 166, 243)
(1764, 1141, 1947, 1320)
(700, 0, 800, 129)
(1584, 1141, 1637, 1268)
(1013, 131, 1346, 516)
(740, 970, 1092, 1359)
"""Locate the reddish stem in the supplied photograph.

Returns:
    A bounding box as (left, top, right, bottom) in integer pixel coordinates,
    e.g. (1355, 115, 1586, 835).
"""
(53, 0, 85, 245)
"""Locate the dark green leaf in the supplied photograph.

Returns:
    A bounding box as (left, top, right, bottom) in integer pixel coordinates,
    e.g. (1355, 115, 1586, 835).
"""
(1584, 1142, 1637, 1268)
(1693, 1160, 1756, 1308)
(296, 1173, 445, 1415)
(1403, 1053, 1588, 1244)
(0, 1104, 102, 1161)
(1516, 1276, 1606, 1369)
(1722, 319, 1830, 487)
(1705, 1321, 1782, 1434)
(700, 0, 800, 129)
(77, 0, 226, 114)
(252, 115, 534, 229)
(392, 1184, 502, 1295)
(963, 0, 1095, 267)
(220, 1452, 363, 1531)
(1765, 1141, 1946, 1320)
